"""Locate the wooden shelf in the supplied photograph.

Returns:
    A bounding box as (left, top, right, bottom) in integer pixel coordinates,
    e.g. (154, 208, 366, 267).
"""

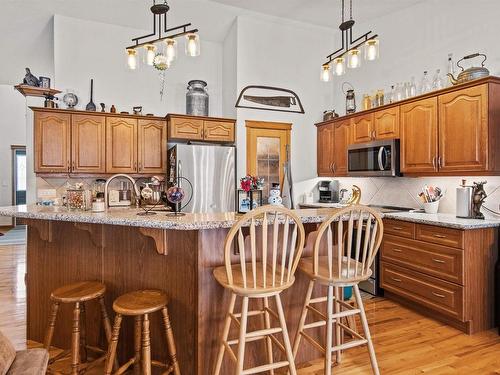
(14, 84, 61, 98)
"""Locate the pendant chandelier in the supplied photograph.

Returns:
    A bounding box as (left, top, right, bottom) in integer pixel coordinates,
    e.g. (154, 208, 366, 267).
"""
(125, 0, 200, 72)
(321, 0, 379, 82)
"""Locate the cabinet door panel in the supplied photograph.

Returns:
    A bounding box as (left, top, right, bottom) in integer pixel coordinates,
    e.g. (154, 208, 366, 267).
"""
(71, 114, 105, 173)
(374, 107, 400, 139)
(317, 123, 335, 176)
(333, 120, 350, 175)
(169, 117, 203, 140)
(352, 113, 374, 143)
(438, 84, 488, 171)
(204, 120, 235, 142)
(34, 112, 71, 173)
(400, 97, 438, 173)
(138, 120, 166, 174)
(106, 117, 137, 173)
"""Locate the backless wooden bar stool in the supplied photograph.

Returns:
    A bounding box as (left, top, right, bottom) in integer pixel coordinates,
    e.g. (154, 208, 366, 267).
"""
(213, 205, 306, 375)
(292, 206, 384, 375)
(104, 289, 181, 375)
(44, 281, 113, 375)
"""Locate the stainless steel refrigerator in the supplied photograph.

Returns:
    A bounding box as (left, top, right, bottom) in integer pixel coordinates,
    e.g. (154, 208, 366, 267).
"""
(167, 144, 236, 213)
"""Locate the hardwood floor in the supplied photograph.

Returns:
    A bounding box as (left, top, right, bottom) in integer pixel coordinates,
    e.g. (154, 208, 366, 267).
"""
(1, 240, 500, 374)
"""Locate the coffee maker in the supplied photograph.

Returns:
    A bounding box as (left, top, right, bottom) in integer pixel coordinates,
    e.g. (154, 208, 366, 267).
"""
(318, 180, 339, 203)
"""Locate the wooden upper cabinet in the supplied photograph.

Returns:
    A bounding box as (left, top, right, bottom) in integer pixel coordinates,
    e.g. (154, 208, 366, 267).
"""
(138, 119, 166, 174)
(71, 114, 105, 173)
(204, 120, 235, 142)
(317, 123, 335, 176)
(333, 120, 350, 175)
(168, 117, 203, 140)
(352, 113, 374, 143)
(106, 117, 138, 173)
(374, 107, 399, 139)
(34, 112, 71, 173)
(400, 97, 438, 174)
(438, 84, 488, 172)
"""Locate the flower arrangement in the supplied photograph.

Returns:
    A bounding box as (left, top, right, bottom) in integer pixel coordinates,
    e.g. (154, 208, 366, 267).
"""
(240, 175, 264, 192)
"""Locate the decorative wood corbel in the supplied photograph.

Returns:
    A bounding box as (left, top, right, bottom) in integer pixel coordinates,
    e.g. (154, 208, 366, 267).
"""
(139, 227, 168, 255)
(26, 219, 53, 242)
(73, 223, 104, 248)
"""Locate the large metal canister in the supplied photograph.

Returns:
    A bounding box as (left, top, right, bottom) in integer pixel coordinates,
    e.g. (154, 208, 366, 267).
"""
(186, 80, 209, 116)
(456, 180, 473, 218)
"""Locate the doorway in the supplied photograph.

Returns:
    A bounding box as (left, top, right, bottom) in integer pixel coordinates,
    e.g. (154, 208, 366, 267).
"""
(11, 145, 26, 206)
(246, 121, 291, 200)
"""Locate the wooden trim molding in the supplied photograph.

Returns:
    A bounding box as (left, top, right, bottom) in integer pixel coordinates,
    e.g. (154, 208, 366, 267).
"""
(245, 120, 292, 130)
(25, 219, 53, 242)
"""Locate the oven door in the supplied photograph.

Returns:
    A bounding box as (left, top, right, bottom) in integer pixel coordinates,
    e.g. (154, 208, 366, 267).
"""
(347, 139, 400, 177)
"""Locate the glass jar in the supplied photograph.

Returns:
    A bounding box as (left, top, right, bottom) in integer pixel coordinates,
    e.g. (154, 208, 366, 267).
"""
(376, 90, 385, 106)
(362, 94, 372, 110)
(186, 80, 209, 116)
(66, 189, 86, 210)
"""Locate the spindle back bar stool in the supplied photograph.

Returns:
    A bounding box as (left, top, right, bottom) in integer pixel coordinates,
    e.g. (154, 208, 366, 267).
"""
(292, 205, 384, 375)
(213, 205, 306, 375)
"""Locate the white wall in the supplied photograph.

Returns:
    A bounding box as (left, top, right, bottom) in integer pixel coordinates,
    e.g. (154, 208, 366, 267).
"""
(222, 19, 238, 118)
(234, 15, 334, 182)
(0, 85, 29, 224)
(54, 15, 223, 116)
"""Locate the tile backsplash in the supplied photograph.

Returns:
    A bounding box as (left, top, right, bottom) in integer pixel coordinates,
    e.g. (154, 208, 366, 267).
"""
(293, 176, 500, 220)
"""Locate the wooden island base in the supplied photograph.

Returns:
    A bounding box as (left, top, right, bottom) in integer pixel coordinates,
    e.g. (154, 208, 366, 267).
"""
(24, 219, 326, 374)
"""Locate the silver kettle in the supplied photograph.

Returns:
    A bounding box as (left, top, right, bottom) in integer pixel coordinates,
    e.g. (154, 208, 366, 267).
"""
(447, 53, 489, 85)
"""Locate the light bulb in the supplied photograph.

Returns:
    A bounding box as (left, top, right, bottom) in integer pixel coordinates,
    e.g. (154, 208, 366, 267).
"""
(165, 38, 177, 63)
(334, 57, 345, 76)
(365, 39, 379, 61)
(126, 49, 138, 70)
(185, 33, 200, 57)
(347, 49, 361, 69)
(321, 64, 332, 82)
(144, 44, 156, 66)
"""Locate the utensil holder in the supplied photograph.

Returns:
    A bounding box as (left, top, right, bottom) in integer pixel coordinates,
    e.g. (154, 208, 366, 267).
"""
(423, 200, 440, 214)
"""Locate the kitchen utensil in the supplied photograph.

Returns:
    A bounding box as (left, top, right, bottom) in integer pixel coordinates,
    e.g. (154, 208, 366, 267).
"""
(456, 179, 473, 218)
(85, 79, 96, 111)
(423, 200, 439, 214)
(447, 53, 489, 85)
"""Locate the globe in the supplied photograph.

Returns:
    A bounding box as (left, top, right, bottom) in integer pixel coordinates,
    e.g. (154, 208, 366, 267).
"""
(166, 186, 185, 204)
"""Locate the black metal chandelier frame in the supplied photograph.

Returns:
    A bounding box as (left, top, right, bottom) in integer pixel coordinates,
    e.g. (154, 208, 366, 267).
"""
(126, 0, 198, 50)
(323, 0, 378, 66)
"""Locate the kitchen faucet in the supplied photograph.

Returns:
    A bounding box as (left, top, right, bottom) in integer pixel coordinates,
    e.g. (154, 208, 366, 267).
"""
(104, 174, 141, 208)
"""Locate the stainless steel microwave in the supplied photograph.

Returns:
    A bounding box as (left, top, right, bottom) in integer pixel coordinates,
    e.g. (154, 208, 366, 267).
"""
(347, 139, 400, 177)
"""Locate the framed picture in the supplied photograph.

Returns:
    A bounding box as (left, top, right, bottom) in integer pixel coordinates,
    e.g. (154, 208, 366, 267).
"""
(237, 189, 263, 214)
(39, 76, 51, 88)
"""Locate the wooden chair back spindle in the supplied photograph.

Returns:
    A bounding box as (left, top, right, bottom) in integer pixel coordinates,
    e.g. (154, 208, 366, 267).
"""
(312, 205, 383, 284)
(223, 206, 305, 293)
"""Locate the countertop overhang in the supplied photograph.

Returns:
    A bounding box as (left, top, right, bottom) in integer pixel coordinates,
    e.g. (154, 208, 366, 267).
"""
(0, 205, 498, 230)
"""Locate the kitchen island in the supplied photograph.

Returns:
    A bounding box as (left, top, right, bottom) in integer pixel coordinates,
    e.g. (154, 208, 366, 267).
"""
(0, 205, 343, 374)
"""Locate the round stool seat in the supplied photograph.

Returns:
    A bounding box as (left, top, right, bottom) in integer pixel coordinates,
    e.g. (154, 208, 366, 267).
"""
(113, 290, 167, 316)
(50, 281, 106, 303)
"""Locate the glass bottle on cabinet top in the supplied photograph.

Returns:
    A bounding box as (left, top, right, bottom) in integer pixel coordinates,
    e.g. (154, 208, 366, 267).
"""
(419, 71, 432, 94)
(409, 76, 417, 97)
(432, 69, 444, 90)
(394, 83, 404, 101)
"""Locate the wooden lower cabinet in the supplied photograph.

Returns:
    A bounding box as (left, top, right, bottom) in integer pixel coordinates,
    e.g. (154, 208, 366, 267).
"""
(34, 112, 71, 173)
(138, 119, 166, 174)
(71, 114, 105, 173)
(380, 219, 498, 334)
(106, 117, 138, 174)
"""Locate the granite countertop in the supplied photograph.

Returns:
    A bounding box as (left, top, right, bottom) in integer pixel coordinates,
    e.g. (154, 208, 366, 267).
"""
(298, 203, 500, 230)
(1, 204, 498, 231)
(0, 205, 344, 231)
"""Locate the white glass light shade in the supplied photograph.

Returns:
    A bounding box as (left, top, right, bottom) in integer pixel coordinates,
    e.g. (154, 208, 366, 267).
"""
(185, 33, 200, 57)
(365, 39, 379, 61)
(333, 57, 346, 76)
(126, 49, 138, 70)
(144, 44, 156, 65)
(165, 38, 178, 63)
(320, 64, 332, 82)
(347, 49, 361, 68)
